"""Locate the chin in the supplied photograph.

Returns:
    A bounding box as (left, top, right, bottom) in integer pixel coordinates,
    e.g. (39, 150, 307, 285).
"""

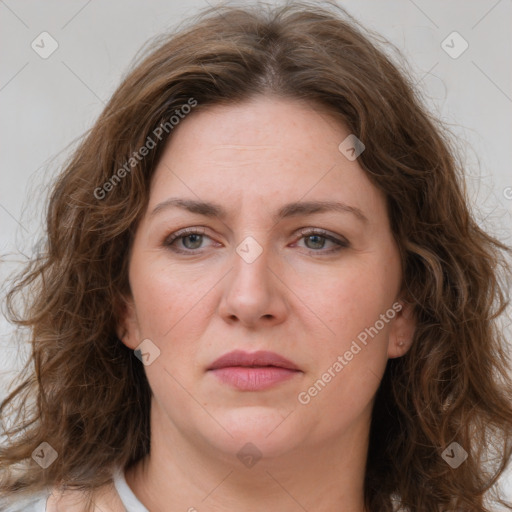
(204, 406, 302, 456)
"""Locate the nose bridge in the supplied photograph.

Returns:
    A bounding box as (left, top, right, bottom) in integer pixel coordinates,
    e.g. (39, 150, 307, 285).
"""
(218, 232, 287, 325)
(231, 233, 272, 299)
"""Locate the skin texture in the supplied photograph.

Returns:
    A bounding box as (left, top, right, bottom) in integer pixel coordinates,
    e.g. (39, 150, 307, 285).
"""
(53, 96, 416, 511)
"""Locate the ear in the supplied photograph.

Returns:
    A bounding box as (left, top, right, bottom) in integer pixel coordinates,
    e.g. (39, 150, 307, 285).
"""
(387, 298, 416, 359)
(115, 295, 141, 351)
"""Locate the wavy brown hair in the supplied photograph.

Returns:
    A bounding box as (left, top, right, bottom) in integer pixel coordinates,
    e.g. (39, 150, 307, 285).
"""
(1, 1, 512, 511)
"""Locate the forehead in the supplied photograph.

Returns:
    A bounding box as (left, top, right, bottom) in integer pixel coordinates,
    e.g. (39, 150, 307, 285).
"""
(148, 96, 384, 221)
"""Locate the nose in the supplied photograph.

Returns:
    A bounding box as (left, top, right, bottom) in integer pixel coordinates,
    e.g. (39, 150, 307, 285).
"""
(217, 239, 289, 329)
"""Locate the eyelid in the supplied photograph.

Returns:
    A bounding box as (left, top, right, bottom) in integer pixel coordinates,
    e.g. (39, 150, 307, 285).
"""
(293, 227, 350, 250)
(296, 226, 338, 238)
(295, 226, 349, 243)
(164, 226, 209, 245)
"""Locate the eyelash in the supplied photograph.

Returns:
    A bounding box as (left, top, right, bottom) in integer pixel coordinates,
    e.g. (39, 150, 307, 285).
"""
(163, 227, 349, 255)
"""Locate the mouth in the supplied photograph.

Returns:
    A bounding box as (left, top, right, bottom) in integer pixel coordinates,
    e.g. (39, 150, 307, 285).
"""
(207, 350, 302, 391)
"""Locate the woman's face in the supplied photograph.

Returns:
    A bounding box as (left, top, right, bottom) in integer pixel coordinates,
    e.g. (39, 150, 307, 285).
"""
(120, 95, 415, 462)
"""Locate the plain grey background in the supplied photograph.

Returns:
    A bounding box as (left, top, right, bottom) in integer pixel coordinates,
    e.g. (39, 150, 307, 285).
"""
(1, 0, 511, 501)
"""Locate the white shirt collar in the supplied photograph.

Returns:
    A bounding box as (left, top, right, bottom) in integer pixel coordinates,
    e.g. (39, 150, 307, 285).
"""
(112, 467, 149, 512)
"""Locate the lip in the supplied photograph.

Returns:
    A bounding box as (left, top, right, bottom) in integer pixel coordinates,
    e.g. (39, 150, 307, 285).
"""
(208, 350, 300, 371)
(207, 350, 302, 391)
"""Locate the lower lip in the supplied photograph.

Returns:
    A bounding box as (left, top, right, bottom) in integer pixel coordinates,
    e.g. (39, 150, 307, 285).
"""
(209, 367, 300, 391)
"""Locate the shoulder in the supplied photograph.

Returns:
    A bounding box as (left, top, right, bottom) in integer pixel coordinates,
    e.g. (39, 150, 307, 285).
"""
(0, 491, 49, 512)
(0, 473, 125, 512)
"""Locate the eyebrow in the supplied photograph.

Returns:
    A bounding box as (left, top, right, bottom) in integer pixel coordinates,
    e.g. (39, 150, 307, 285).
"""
(150, 198, 369, 224)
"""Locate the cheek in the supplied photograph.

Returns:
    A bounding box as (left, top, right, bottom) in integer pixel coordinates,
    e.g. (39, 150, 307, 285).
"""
(128, 256, 211, 395)
(130, 252, 212, 336)
(305, 256, 398, 341)
(297, 269, 393, 423)
(128, 253, 224, 385)
(299, 249, 399, 402)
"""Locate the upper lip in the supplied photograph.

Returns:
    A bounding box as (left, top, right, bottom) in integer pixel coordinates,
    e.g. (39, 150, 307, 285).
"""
(208, 350, 300, 371)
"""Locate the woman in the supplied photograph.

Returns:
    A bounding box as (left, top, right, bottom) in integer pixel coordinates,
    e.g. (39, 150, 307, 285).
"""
(1, 2, 511, 511)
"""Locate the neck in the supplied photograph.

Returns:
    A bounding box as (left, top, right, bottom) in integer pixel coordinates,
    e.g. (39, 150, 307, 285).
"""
(125, 404, 370, 512)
